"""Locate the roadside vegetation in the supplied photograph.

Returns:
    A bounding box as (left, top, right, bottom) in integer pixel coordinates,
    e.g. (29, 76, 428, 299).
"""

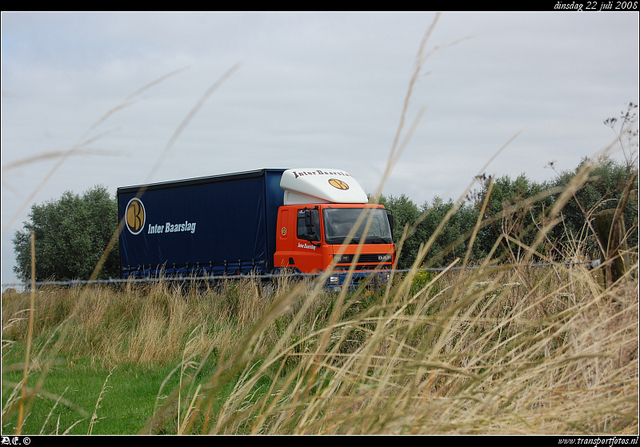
(2, 251, 637, 434)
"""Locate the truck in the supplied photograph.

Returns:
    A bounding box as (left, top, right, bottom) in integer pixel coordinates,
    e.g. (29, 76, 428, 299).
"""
(117, 168, 396, 289)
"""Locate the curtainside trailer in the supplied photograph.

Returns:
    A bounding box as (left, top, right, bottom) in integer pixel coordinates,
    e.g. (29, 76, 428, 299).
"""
(117, 168, 395, 289)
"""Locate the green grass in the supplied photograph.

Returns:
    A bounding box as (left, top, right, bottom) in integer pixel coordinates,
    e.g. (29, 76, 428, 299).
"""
(3, 355, 167, 434)
(3, 362, 166, 434)
(1, 349, 244, 435)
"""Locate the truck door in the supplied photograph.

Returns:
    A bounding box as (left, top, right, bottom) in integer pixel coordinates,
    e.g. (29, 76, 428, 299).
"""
(294, 207, 324, 273)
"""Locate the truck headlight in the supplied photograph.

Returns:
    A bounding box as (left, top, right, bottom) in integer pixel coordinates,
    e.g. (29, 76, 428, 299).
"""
(328, 276, 341, 285)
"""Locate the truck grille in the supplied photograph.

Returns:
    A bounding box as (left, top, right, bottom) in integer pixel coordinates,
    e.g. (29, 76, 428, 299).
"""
(334, 253, 393, 265)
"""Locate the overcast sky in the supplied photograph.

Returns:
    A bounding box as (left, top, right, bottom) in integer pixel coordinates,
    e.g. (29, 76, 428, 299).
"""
(2, 11, 638, 286)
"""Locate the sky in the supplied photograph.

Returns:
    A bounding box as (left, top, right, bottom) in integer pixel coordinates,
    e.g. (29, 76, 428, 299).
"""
(1, 11, 638, 287)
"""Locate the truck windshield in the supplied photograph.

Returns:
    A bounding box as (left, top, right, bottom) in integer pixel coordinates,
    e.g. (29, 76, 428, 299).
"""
(323, 208, 393, 245)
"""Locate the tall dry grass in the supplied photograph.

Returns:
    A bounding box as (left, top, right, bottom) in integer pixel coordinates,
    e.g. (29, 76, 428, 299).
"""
(137, 239, 635, 435)
(2, 254, 637, 435)
(1, 279, 279, 368)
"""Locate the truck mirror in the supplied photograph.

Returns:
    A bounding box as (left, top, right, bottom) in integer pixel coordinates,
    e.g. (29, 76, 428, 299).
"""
(298, 208, 320, 242)
(306, 209, 320, 241)
(304, 210, 312, 227)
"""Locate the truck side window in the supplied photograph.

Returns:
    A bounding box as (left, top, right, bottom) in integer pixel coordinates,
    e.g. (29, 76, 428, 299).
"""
(297, 208, 320, 241)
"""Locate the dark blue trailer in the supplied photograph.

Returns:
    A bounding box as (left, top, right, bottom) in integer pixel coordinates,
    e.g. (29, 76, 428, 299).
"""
(117, 168, 286, 278)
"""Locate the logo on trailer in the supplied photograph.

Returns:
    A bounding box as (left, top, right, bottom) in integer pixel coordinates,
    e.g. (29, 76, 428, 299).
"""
(328, 178, 349, 190)
(125, 198, 146, 235)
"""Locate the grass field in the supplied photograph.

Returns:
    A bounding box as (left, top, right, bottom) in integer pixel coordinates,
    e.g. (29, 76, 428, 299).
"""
(2, 257, 638, 435)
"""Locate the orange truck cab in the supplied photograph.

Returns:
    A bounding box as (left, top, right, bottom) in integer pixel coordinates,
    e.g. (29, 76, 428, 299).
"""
(274, 168, 395, 289)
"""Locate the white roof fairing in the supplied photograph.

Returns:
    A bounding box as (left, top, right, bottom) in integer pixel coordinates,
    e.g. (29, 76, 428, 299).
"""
(280, 168, 368, 205)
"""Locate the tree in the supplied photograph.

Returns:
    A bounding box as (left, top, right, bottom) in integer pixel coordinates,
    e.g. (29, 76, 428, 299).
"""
(413, 197, 483, 268)
(469, 173, 556, 262)
(379, 194, 486, 269)
(13, 185, 120, 282)
(550, 156, 638, 259)
(377, 194, 421, 269)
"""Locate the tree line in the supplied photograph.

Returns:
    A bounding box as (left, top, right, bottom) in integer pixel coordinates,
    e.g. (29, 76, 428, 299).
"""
(380, 155, 637, 270)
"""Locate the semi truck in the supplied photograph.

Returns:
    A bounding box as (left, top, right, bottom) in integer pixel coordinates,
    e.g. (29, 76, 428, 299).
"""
(117, 168, 395, 289)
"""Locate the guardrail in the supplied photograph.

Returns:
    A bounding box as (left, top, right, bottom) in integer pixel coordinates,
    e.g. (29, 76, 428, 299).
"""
(1, 260, 602, 290)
